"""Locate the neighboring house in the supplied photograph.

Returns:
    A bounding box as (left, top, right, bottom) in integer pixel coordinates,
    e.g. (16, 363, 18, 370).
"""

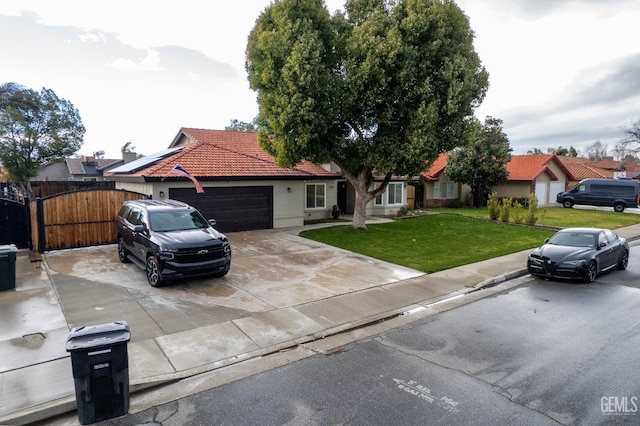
(419, 153, 470, 207)
(106, 128, 409, 232)
(33, 155, 130, 181)
(419, 153, 573, 207)
(494, 155, 571, 206)
(555, 156, 640, 185)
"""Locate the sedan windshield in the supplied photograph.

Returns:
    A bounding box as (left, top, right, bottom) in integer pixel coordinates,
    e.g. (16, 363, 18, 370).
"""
(548, 232, 596, 248)
(149, 211, 209, 232)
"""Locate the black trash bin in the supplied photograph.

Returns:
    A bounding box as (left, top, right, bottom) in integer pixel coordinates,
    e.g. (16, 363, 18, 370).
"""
(0, 244, 17, 291)
(66, 320, 131, 425)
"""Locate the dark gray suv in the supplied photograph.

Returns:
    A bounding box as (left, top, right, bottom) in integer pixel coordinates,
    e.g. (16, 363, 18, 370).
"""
(116, 199, 231, 286)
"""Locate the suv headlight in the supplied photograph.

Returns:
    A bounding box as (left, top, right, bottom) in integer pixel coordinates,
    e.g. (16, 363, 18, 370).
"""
(223, 242, 231, 255)
(159, 247, 178, 260)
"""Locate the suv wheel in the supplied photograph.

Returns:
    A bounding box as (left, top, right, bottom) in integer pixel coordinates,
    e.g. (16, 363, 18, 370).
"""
(562, 199, 573, 208)
(118, 237, 131, 263)
(613, 203, 625, 212)
(146, 256, 163, 287)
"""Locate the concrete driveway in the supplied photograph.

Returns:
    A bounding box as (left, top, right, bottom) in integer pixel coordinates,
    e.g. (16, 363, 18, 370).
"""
(43, 228, 424, 332)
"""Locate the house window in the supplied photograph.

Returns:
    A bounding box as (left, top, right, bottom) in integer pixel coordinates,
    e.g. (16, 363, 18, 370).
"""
(306, 183, 326, 209)
(387, 182, 403, 205)
(441, 182, 453, 198)
(374, 193, 383, 205)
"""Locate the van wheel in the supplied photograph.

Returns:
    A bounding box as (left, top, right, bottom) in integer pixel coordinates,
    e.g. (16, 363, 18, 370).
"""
(562, 199, 573, 208)
(613, 203, 625, 212)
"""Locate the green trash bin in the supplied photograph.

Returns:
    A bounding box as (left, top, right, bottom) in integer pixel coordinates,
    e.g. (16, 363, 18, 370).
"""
(0, 244, 17, 291)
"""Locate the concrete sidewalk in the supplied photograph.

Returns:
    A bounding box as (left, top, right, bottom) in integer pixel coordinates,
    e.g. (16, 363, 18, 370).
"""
(2, 221, 640, 425)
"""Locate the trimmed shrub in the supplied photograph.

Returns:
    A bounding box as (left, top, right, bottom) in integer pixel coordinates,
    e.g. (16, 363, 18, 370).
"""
(525, 193, 539, 225)
(500, 197, 512, 222)
(512, 201, 524, 224)
(488, 192, 500, 220)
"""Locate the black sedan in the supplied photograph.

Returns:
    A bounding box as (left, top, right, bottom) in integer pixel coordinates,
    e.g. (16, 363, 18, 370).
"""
(527, 227, 629, 283)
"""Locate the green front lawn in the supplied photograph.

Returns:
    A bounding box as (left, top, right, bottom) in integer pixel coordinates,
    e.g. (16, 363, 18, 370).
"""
(299, 208, 640, 273)
(300, 214, 556, 273)
(435, 207, 640, 229)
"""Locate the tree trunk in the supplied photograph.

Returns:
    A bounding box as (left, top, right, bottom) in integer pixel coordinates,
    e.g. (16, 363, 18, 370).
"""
(352, 192, 370, 229)
(330, 157, 391, 230)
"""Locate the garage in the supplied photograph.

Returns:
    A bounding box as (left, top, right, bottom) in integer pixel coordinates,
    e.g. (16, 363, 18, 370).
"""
(170, 186, 273, 233)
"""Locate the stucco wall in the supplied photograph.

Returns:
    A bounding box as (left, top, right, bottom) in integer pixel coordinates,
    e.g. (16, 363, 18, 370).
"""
(114, 179, 341, 229)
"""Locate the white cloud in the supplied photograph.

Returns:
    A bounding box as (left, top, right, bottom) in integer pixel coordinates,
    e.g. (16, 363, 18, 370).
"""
(107, 49, 163, 72)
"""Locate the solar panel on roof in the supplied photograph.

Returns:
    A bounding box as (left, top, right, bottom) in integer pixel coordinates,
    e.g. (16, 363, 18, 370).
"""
(108, 148, 182, 173)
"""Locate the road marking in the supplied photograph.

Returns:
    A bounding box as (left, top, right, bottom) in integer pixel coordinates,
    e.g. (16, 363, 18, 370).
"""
(393, 378, 461, 413)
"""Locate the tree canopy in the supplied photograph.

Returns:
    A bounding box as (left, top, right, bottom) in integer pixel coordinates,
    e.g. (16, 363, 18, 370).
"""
(582, 140, 608, 161)
(613, 119, 640, 162)
(246, 0, 488, 227)
(225, 119, 258, 132)
(526, 146, 578, 157)
(0, 83, 85, 192)
(446, 116, 511, 207)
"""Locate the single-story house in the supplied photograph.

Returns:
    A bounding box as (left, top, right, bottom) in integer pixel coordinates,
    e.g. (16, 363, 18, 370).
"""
(419, 153, 573, 207)
(105, 128, 409, 232)
(418, 153, 470, 207)
(553, 156, 640, 186)
(33, 154, 136, 182)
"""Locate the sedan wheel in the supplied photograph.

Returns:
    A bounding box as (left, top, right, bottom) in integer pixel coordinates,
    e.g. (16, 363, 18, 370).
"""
(146, 256, 163, 287)
(585, 261, 597, 283)
(118, 237, 130, 263)
(617, 250, 629, 270)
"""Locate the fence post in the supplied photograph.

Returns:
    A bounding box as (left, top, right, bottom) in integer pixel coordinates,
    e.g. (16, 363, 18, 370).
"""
(36, 198, 46, 253)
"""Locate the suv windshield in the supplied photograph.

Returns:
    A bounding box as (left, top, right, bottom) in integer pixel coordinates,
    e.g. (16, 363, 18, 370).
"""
(149, 211, 209, 232)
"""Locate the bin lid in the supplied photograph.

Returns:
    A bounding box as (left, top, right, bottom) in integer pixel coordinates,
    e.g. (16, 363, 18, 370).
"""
(66, 320, 130, 352)
(0, 244, 17, 253)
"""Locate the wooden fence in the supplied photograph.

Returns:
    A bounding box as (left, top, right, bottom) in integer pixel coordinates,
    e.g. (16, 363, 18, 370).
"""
(30, 181, 115, 198)
(31, 189, 148, 252)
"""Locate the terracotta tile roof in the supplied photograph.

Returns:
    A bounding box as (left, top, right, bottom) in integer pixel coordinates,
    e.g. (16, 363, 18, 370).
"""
(555, 156, 612, 180)
(107, 128, 340, 179)
(506, 155, 563, 181)
(420, 153, 448, 181)
(593, 159, 624, 170)
(420, 153, 573, 182)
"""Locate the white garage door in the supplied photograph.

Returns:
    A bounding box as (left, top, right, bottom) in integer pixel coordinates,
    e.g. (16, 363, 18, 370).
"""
(549, 182, 566, 206)
(535, 182, 548, 206)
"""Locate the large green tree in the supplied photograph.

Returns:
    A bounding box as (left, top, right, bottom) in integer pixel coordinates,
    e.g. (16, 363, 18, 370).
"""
(0, 83, 85, 193)
(246, 0, 488, 228)
(445, 116, 511, 207)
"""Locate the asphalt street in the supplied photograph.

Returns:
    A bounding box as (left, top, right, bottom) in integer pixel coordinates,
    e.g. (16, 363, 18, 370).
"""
(88, 246, 640, 426)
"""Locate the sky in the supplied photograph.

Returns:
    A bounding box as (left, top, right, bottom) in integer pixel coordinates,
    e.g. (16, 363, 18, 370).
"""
(1, 0, 639, 160)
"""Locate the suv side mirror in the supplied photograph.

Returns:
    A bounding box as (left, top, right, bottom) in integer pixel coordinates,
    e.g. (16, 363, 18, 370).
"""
(208, 219, 217, 227)
(133, 224, 145, 233)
